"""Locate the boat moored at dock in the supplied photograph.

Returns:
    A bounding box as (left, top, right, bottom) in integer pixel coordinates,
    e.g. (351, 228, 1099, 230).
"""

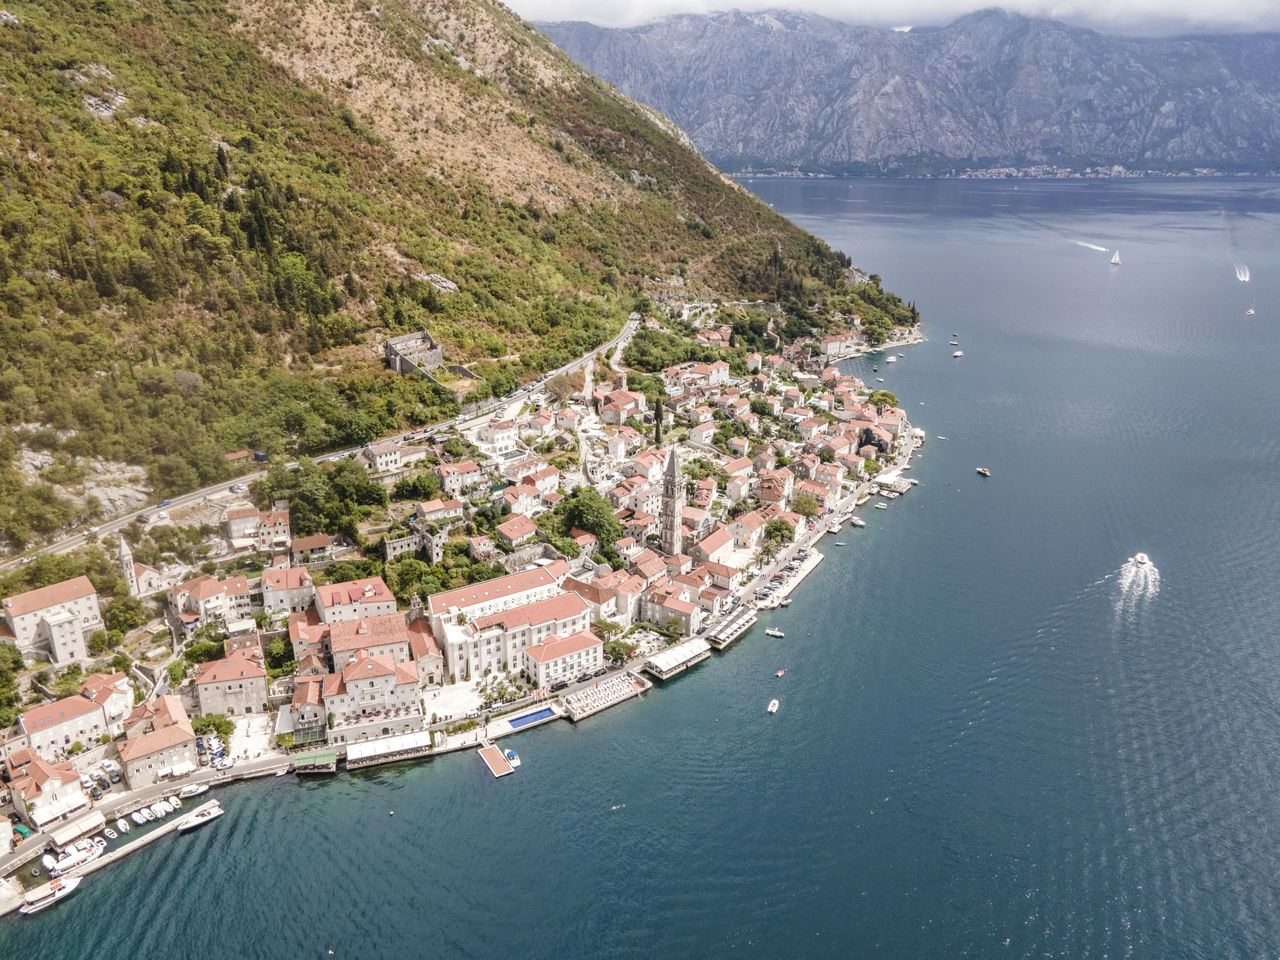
(178, 784, 209, 800)
(177, 801, 225, 833)
(19, 876, 82, 916)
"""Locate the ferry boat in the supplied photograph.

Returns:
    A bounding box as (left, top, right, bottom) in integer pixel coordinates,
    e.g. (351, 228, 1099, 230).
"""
(764, 628, 785, 638)
(178, 784, 209, 800)
(115, 818, 131, 834)
(504, 749, 521, 768)
(177, 802, 225, 834)
(1135, 552, 1149, 565)
(976, 467, 991, 477)
(19, 876, 82, 916)
(767, 699, 780, 714)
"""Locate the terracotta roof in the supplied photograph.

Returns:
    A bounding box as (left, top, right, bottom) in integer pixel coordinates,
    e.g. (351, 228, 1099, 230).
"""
(428, 568, 555, 616)
(79, 672, 129, 705)
(263, 567, 313, 591)
(341, 652, 396, 683)
(329, 614, 409, 654)
(471, 591, 588, 632)
(407, 620, 442, 660)
(523, 629, 600, 664)
(20, 694, 101, 735)
(3, 575, 98, 617)
(316, 576, 393, 611)
(291, 533, 331, 552)
(194, 647, 267, 685)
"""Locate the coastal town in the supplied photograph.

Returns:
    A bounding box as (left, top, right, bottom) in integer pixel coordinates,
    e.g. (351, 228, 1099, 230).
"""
(0, 306, 925, 917)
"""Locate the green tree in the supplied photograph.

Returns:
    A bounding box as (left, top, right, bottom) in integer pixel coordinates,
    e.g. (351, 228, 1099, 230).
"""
(561, 488, 623, 544)
(104, 595, 146, 634)
(867, 390, 898, 409)
(764, 517, 793, 545)
(792, 492, 820, 518)
(547, 374, 573, 404)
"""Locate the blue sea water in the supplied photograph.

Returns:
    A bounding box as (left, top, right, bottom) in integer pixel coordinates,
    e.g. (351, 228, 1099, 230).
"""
(5, 178, 1280, 959)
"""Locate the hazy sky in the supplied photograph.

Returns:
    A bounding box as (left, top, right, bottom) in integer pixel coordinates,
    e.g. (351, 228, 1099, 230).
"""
(511, 0, 1280, 35)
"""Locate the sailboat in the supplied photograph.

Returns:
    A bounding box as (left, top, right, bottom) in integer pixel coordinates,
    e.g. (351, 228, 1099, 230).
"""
(1110, 250, 1121, 266)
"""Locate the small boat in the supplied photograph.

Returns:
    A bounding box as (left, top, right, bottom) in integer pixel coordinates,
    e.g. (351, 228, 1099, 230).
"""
(872, 366, 878, 371)
(976, 467, 991, 477)
(767, 699, 780, 714)
(1246, 306, 1255, 315)
(1135, 552, 1149, 565)
(167, 795, 181, 808)
(131, 811, 147, 826)
(850, 518, 866, 527)
(149, 802, 167, 818)
(176, 802, 224, 834)
(41, 854, 57, 872)
(949, 340, 959, 345)
(898, 353, 905, 358)
(91, 836, 106, 851)
(19, 876, 82, 916)
(764, 628, 785, 638)
(103, 828, 118, 841)
(1111, 249, 1121, 266)
(953, 351, 964, 358)
(885, 356, 897, 363)
(936, 436, 947, 440)
(830, 522, 843, 533)
(875, 502, 888, 510)
(876, 377, 885, 382)
(833, 541, 846, 546)
(44, 838, 103, 874)
(504, 749, 522, 768)
(779, 597, 792, 607)
(116, 818, 131, 834)
(178, 784, 209, 800)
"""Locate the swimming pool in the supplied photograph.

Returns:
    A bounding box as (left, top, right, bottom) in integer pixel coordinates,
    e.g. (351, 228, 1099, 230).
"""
(507, 707, 554, 729)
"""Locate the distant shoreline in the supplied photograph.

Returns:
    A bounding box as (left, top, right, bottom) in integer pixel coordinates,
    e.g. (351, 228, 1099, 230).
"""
(732, 169, 1280, 181)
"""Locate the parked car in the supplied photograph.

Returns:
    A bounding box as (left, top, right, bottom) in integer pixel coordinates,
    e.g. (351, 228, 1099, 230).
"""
(550, 680, 569, 692)
(214, 757, 233, 771)
(89, 785, 102, 800)
(108, 770, 121, 784)
(93, 773, 110, 790)
(576, 673, 593, 684)
(593, 667, 608, 677)
(79, 774, 94, 790)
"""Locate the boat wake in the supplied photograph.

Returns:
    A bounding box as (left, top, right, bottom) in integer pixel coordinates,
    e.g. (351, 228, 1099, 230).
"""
(1234, 263, 1251, 282)
(1114, 555, 1160, 624)
(1071, 239, 1109, 253)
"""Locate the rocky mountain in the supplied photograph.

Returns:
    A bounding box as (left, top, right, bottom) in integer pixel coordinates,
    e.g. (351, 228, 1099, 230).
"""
(539, 8, 1280, 175)
(0, 0, 872, 547)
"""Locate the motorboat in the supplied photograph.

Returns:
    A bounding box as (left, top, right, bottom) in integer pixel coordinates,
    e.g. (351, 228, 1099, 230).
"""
(103, 827, 118, 841)
(131, 810, 148, 826)
(949, 340, 959, 345)
(976, 467, 991, 477)
(953, 351, 964, 358)
(936, 436, 948, 440)
(504, 749, 521, 768)
(176, 802, 225, 834)
(19, 876, 82, 916)
(115, 818, 131, 834)
(885, 356, 897, 364)
(45, 838, 103, 874)
(775, 670, 786, 678)
(41, 854, 57, 873)
(1135, 552, 1149, 565)
(898, 353, 905, 358)
(876, 377, 885, 382)
(149, 802, 167, 818)
(767, 699, 780, 714)
(178, 784, 209, 800)
(850, 518, 866, 527)
(833, 541, 846, 546)
(875, 503, 888, 510)
(765, 628, 785, 638)
(779, 597, 792, 607)
(1246, 307, 1255, 315)
(167, 795, 181, 808)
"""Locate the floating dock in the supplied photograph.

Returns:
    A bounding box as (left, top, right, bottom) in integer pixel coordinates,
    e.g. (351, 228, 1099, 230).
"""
(642, 637, 712, 681)
(704, 607, 758, 650)
(477, 741, 515, 778)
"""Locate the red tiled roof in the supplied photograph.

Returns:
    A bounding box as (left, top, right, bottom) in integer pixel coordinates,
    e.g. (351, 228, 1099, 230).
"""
(428, 568, 555, 615)
(194, 647, 267, 685)
(471, 592, 588, 632)
(20, 694, 101, 734)
(523, 629, 600, 663)
(316, 576, 392, 610)
(329, 613, 409, 653)
(3, 576, 97, 617)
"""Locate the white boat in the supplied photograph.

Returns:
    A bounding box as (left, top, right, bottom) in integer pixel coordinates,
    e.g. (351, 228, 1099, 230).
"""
(779, 597, 792, 607)
(1246, 306, 1255, 315)
(103, 827, 118, 841)
(949, 340, 959, 345)
(833, 541, 846, 546)
(850, 518, 866, 527)
(177, 802, 225, 834)
(875, 502, 888, 510)
(19, 876, 81, 916)
(764, 628, 785, 638)
(167, 795, 181, 808)
(767, 699, 780, 714)
(898, 353, 905, 358)
(149, 802, 167, 818)
(936, 436, 947, 440)
(876, 377, 885, 382)
(953, 351, 964, 358)
(178, 784, 209, 800)
(1135, 552, 1149, 565)
(885, 356, 897, 363)
(504, 749, 521, 768)
(131, 810, 147, 826)
(976, 467, 991, 477)
(1111, 250, 1121, 266)
(115, 818, 131, 834)
(830, 523, 843, 534)
(46, 838, 103, 874)
(41, 854, 57, 872)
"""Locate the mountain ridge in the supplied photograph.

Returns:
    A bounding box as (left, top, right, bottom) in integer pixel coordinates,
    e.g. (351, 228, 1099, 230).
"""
(539, 7, 1280, 175)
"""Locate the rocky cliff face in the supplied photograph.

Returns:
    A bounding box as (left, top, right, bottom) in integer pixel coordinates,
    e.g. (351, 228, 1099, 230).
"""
(540, 9, 1280, 174)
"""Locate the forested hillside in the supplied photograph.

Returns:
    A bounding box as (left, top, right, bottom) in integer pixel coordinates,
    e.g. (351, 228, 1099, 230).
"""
(0, 0, 881, 549)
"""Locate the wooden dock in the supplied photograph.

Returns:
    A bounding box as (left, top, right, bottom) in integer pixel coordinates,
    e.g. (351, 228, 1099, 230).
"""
(477, 741, 515, 778)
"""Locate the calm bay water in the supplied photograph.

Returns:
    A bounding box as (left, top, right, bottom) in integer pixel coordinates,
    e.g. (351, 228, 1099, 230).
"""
(5, 178, 1280, 959)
